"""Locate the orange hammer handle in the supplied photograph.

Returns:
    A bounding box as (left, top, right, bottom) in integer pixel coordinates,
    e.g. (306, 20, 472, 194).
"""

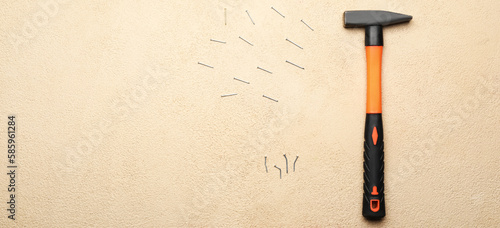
(363, 45, 386, 219)
(366, 46, 383, 114)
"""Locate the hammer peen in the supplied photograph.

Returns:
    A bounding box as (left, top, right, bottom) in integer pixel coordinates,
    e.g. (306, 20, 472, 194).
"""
(343, 10, 412, 220)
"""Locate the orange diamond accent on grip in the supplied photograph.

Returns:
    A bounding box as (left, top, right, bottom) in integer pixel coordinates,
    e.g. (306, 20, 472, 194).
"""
(372, 127, 378, 146)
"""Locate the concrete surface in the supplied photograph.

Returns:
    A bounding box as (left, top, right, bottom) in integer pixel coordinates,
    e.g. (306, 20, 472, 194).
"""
(0, 0, 499, 227)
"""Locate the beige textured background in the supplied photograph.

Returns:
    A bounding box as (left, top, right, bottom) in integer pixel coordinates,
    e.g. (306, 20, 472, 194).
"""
(1, 0, 499, 227)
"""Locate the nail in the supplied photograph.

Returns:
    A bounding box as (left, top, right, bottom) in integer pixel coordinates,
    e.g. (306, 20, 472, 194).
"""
(246, 10, 255, 25)
(198, 62, 214, 68)
(257, 67, 272, 74)
(271, 7, 285, 18)
(274, 165, 282, 179)
(284, 154, 288, 173)
(265, 156, 268, 173)
(286, 38, 303, 49)
(234, 77, 250, 84)
(293, 155, 299, 172)
(221, 93, 237, 97)
(301, 19, 314, 31)
(286, 60, 305, 70)
(210, 39, 226, 44)
(263, 95, 278, 102)
(239, 36, 254, 46)
(225, 8, 227, 25)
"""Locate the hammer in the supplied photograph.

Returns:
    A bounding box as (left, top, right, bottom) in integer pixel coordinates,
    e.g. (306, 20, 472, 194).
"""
(343, 10, 412, 220)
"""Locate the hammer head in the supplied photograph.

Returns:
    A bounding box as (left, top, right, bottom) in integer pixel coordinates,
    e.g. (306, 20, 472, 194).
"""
(343, 10, 412, 28)
(343, 10, 412, 46)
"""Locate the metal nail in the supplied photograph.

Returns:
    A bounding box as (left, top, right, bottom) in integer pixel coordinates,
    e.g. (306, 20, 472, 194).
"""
(301, 19, 314, 31)
(271, 7, 285, 18)
(274, 165, 282, 179)
(239, 36, 254, 46)
(286, 38, 303, 49)
(293, 155, 299, 172)
(221, 93, 237, 97)
(198, 62, 214, 68)
(257, 67, 272, 74)
(210, 39, 226, 44)
(265, 156, 268, 173)
(286, 60, 305, 70)
(284, 154, 288, 173)
(263, 95, 278, 102)
(246, 10, 255, 25)
(234, 77, 250, 84)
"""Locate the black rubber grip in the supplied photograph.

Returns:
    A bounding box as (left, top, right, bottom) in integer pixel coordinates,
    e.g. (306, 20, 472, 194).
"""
(362, 113, 385, 219)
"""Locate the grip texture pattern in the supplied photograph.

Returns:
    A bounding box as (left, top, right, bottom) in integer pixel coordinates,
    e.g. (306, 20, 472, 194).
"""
(362, 114, 386, 219)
